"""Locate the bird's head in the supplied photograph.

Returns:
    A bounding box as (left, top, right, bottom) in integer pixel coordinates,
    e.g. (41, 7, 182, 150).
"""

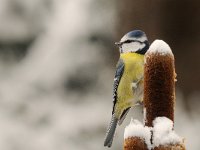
(115, 30, 149, 54)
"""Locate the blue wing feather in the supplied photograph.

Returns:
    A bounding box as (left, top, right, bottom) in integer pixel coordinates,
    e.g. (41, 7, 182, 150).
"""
(112, 59, 124, 115)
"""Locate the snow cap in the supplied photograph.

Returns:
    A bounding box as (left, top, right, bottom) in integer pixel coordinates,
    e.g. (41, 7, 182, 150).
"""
(147, 40, 173, 55)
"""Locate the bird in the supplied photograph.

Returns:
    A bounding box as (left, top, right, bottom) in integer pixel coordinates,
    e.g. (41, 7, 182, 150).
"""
(104, 30, 149, 147)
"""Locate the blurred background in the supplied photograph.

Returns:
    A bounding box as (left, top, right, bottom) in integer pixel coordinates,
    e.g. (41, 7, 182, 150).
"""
(0, 0, 199, 150)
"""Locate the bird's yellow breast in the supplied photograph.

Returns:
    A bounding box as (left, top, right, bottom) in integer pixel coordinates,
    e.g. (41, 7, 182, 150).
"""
(116, 53, 144, 116)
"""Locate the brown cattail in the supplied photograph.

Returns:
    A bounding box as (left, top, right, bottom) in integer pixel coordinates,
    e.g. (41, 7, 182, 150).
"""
(143, 40, 185, 150)
(144, 40, 175, 127)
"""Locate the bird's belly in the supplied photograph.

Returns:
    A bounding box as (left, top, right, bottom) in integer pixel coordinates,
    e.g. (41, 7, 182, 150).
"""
(115, 54, 144, 117)
(115, 76, 133, 117)
(116, 61, 143, 109)
(117, 76, 133, 100)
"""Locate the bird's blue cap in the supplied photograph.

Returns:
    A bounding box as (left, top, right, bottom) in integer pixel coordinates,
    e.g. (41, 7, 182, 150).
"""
(119, 30, 147, 43)
(127, 30, 144, 38)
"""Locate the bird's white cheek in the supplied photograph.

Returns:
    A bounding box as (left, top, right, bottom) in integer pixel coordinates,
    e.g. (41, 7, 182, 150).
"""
(122, 43, 145, 53)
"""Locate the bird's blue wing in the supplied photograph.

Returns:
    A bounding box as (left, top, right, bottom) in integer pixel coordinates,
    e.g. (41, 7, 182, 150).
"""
(112, 59, 124, 115)
(104, 60, 124, 147)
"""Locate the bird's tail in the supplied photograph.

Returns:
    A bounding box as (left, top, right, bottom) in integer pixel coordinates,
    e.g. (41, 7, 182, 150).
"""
(104, 114, 118, 147)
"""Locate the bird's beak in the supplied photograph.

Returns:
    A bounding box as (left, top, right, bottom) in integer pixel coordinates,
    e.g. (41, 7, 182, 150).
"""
(115, 42, 122, 47)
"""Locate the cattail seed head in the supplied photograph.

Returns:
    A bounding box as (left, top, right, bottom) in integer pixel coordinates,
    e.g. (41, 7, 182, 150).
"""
(144, 40, 175, 127)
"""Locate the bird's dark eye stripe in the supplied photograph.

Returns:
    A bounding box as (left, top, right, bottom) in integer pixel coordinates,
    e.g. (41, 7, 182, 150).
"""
(124, 40, 132, 43)
(115, 39, 146, 47)
(122, 40, 143, 44)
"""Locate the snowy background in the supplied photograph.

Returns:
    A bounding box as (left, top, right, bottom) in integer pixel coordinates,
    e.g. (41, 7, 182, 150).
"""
(0, 0, 199, 150)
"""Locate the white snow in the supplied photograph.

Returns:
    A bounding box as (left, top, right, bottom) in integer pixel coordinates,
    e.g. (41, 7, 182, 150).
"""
(153, 117, 183, 147)
(124, 117, 184, 149)
(147, 40, 173, 55)
(124, 119, 152, 150)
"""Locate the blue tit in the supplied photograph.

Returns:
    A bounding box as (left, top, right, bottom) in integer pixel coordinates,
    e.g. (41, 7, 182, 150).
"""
(104, 30, 149, 147)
